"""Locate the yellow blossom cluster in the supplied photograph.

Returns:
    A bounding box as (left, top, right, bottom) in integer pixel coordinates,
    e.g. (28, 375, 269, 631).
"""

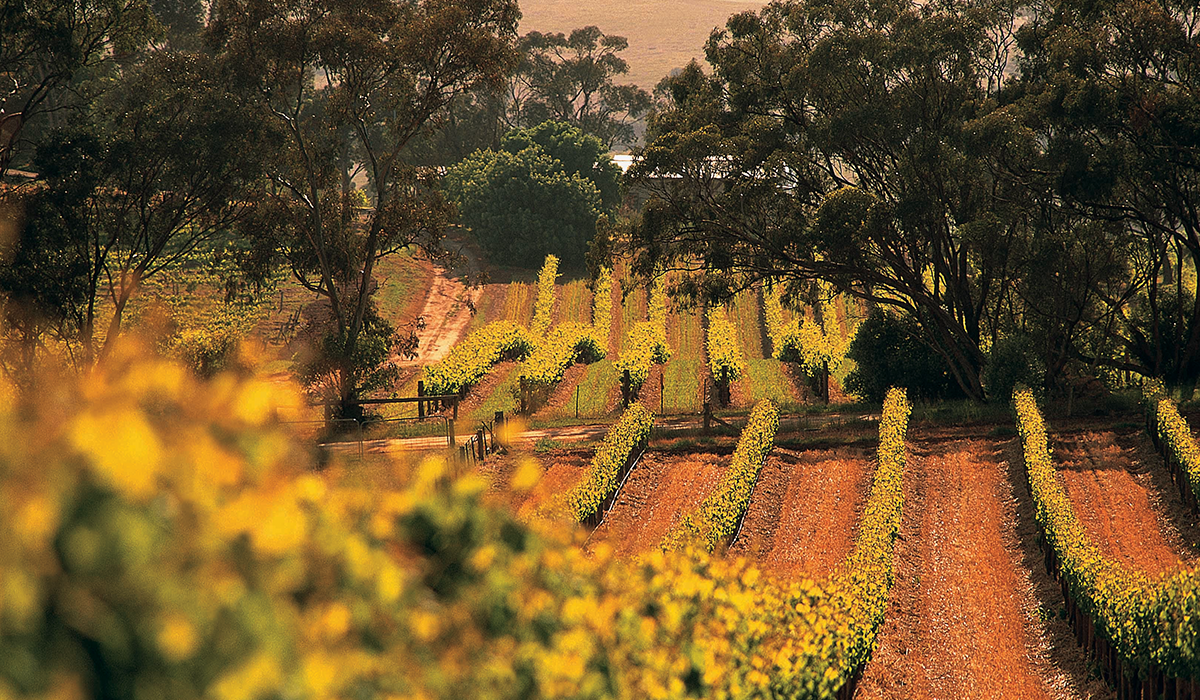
(704, 306, 747, 384)
(615, 279, 670, 391)
(1014, 387, 1200, 680)
(662, 400, 778, 552)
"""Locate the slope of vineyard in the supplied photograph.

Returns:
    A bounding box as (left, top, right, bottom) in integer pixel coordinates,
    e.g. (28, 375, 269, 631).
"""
(859, 435, 1100, 699)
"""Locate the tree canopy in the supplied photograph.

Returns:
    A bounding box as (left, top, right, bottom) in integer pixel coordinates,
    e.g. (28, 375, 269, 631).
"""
(445, 125, 605, 270)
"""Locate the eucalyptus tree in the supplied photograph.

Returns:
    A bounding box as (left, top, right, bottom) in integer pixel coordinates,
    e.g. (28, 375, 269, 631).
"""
(0, 0, 157, 178)
(206, 0, 520, 413)
(513, 26, 652, 149)
(624, 0, 1037, 401)
(0, 51, 271, 370)
(1013, 0, 1200, 393)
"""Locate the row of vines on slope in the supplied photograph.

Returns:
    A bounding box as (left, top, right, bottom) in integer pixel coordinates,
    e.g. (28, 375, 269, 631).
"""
(615, 278, 671, 391)
(518, 266, 613, 392)
(425, 256, 606, 398)
(1143, 380, 1200, 512)
(763, 285, 852, 380)
(1014, 387, 1200, 688)
(662, 399, 778, 552)
(565, 402, 653, 524)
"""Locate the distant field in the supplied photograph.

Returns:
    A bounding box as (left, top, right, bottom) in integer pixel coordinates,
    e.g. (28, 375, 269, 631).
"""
(518, 0, 768, 91)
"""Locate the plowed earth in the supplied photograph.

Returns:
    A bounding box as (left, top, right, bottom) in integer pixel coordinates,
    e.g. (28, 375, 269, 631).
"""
(729, 446, 871, 577)
(588, 452, 727, 557)
(477, 450, 591, 520)
(1051, 428, 1200, 575)
(859, 435, 1111, 700)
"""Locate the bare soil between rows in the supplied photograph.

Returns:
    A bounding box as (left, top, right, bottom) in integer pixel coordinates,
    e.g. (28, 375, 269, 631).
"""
(1051, 427, 1200, 576)
(858, 435, 1111, 700)
(587, 452, 726, 557)
(730, 445, 872, 579)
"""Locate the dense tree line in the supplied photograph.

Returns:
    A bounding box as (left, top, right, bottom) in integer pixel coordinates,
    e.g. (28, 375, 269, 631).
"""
(2, 0, 1197, 406)
(622, 0, 1200, 401)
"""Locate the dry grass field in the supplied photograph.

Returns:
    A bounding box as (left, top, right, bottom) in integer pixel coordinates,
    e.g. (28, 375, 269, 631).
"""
(518, 0, 768, 91)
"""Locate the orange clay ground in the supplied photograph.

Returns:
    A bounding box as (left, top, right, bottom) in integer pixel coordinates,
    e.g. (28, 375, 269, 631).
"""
(462, 414, 1200, 699)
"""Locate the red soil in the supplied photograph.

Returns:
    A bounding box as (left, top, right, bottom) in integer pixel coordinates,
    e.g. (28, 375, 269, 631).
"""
(729, 446, 871, 578)
(859, 436, 1109, 700)
(1052, 429, 1199, 576)
(588, 452, 726, 558)
(477, 450, 590, 519)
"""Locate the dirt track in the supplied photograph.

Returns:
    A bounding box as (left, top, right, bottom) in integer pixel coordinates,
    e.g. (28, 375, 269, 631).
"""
(858, 436, 1111, 700)
(730, 446, 871, 577)
(399, 265, 483, 367)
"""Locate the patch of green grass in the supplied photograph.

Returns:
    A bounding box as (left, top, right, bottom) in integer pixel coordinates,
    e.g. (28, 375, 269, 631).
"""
(569, 358, 618, 418)
(470, 365, 522, 422)
(662, 358, 703, 415)
(374, 247, 424, 323)
(533, 437, 570, 453)
(744, 359, 804, 409)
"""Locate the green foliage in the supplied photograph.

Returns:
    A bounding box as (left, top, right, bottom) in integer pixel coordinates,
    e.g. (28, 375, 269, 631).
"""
(984, 333, 1045, 401)
(662, 399, 779, 552)
(423, 321, 533, 396)
(501, 121, 622, 211)
(444, 145, 602, 270)
(845, 310, 962, 403)
(515, 28, 651, 148)
(296, 307, 402, 416)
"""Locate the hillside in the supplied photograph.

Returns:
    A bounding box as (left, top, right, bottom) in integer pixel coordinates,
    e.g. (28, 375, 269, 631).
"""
(518, 0, 768, 91)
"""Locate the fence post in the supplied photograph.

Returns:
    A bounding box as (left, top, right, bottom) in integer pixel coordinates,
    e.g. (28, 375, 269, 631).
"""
(703, 401, 712, 434)
(476, 429, 485, 460)
(520, 377, 528, 414)
(448, 418, 455, 448)
(660, 372, 665, 415)
(417, 380, 425, 419)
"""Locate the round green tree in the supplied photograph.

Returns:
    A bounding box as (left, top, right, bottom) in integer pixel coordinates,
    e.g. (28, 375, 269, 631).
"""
(445, 142, 603, 269)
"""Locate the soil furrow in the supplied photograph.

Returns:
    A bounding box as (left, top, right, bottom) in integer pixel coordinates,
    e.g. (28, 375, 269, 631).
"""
(1052, 428, 1199, 575)
(859, 437, 1106, 700)
(588, 452, 726, 557)
(730, 446, 871, 578)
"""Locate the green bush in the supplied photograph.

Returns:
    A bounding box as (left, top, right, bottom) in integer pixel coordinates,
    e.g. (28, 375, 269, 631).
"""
(984, 333, 1045, 401)
(845, 310, 962, 403)
(444, 127, 604, 270)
